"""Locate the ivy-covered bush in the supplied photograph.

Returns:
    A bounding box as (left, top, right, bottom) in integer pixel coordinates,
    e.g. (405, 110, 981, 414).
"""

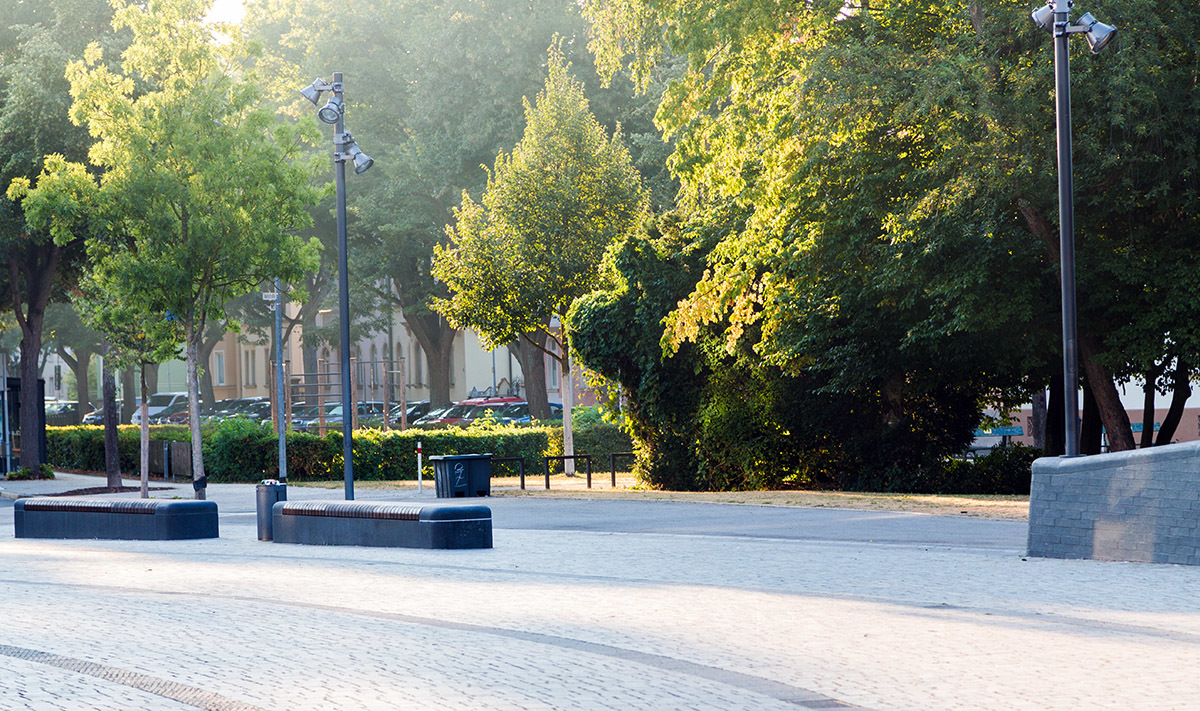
(545, 406, 634, 465)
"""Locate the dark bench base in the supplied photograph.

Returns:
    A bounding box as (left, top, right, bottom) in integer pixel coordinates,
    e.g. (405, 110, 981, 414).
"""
(272, 501, 492, 549)
(14, 498, 219, 540)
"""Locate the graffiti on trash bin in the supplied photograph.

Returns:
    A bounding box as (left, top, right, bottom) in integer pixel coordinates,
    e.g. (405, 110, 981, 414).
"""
(454, 462, 466, 489)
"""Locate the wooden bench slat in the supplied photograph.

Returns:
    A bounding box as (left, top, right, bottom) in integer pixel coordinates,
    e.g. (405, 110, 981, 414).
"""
(280, 501, 422, 521)
(21, 498, 160, 514)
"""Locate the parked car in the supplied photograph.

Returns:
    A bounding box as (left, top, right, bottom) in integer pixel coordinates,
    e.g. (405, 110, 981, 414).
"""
(496, 402, 562, 424)
(204, 396, 268, 422)
(410, 404, 453, 427)
(412, 396, 524, 428)
(227, 400, 274, 423)
(360, 400, 431, 429)
(81, 401, 125, 425)
(300, 398, 388, 432)
(45, 401, 93, 427)
(130, 392, 188, 425)
(148, 401, 189, 424)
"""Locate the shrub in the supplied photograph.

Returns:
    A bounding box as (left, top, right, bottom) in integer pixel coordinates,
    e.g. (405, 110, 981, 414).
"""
(6, 463, 55, 480)
(47, 423, 552, 483)
(841, 444, 1041, 495)
(545, 417, 634, 473)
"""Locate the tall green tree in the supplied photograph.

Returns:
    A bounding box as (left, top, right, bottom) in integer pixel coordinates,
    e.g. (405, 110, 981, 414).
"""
(582, 0, 1199, 457)
(0, 0, 125, 466)
(434, 47, 646, 463)
(247, 0, 671, 408)
(11, 0, 320, 497)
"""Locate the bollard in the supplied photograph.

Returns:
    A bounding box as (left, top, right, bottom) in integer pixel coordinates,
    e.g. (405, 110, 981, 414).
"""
(256, 479, 287, 541)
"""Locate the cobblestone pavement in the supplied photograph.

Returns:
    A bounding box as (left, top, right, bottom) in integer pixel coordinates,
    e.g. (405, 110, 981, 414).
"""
(1, 475, 1199, 710)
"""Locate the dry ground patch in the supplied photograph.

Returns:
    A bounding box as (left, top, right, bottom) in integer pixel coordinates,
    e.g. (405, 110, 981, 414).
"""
(297, 473, 1030, 521)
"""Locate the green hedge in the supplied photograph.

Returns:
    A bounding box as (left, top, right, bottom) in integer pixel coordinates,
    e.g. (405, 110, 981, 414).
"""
(843, 444, 1041, 495)
(48, 421, 553, 484)
(47, 425, 188, 474)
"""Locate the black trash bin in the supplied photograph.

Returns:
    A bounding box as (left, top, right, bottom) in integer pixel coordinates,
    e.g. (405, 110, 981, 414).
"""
(256, 479, 287, 540)
(430, 454, 492, 498)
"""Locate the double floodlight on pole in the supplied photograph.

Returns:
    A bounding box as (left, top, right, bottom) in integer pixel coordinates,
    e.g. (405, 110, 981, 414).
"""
(1029, 1, 1116, 457)
(299, 72, 374, 499)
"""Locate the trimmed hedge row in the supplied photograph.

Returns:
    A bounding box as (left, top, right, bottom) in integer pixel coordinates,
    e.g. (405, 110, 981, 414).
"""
(842, 444, 1041, 495)
(48, 421, 554, 484)
(47, 425, 188, 474)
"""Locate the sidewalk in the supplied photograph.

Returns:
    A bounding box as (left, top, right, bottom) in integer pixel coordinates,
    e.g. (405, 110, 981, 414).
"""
(2, 473, 1199, 710)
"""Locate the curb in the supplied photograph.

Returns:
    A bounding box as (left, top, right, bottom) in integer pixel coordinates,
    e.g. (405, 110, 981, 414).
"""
(0, 489, 20, 500)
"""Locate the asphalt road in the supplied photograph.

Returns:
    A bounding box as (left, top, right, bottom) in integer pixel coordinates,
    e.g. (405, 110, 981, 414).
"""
(2, 479, 1028, 551)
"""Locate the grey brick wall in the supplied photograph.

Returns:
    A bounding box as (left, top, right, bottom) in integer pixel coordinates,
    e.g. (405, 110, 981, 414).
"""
(1028, 441, 1200, 565)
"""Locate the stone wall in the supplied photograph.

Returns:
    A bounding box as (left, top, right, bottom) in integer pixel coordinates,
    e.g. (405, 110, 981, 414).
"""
(1028, 441, 1200, 565)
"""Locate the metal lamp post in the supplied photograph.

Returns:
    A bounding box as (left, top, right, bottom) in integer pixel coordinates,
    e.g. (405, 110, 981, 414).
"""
(1031, 1, 1116, 457)
(300, 72, 374, 498)
(272, 278, 287, 484)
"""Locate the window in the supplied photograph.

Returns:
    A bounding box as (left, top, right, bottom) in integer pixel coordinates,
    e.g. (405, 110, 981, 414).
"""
(213, 351, 226, 386)
(413, 343, 423, 386)
(243, 350, 256, 386)
(548, 343, 559, 391)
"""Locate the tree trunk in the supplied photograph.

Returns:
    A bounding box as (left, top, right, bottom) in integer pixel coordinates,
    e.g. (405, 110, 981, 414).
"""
(139, 364, 150, 498)
(59, 347, 93, 422)
(185, 322, 206, 500)
(120, 367, 136, 424)
(406, 311, 457, 406)
(1155, 361, 1190, 446)
(1078, 335, 1135, 452)
(302, 343, 319, 405)
(102, 352, 120, 488)
(561, 346, 575, 475)
(17, 307, 46, 469)
(9, 243, 64, 469)
(1045, 371, 1065, 456)
(1030, 389, 1047, 451)
(144, 362, 160, 397)
(197, 324, 222, 409)
(1141, 365, 1160, 448)
(1080, 378, 1102, 455)
(512, 332, 550, 419)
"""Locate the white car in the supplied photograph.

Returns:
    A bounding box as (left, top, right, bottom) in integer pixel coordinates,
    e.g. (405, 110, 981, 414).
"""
(130, 392, 188, 425)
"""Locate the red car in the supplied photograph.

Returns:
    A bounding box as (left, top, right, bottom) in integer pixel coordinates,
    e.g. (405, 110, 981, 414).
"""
(412, 396, 524, 427)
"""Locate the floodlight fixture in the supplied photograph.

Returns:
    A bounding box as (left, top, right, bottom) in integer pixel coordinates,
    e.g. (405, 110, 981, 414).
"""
(1076, 12, 1117, 53)
(342, 135, 374, 174)
(318, 95, 343, 124)
(1031, 3, 1055, 31)
(300, 78, 332, 105)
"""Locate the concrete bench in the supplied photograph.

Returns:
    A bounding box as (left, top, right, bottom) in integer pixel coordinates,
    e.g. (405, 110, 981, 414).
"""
(14, 498, 219, 540)
(272, 500, 492, 549)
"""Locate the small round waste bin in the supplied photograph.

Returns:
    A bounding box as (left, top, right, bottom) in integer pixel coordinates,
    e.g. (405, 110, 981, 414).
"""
(256, 479, 287, 540)
(430, 454, 492, 498)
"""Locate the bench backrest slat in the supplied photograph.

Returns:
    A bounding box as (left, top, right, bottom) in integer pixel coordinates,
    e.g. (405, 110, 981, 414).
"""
(281, 501, 422, 521)
(21, 498, 160, 514)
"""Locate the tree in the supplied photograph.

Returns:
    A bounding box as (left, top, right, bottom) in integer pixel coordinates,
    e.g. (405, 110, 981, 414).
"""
(583, 0, 1200, 458)
(43, 301, 105, 416)
(74, 269, 180, 495)
(0, 0, 124, 467)
(434, 46, 646, 466)
(247, 0, 671, 408)
(11, 0, 320, 497)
